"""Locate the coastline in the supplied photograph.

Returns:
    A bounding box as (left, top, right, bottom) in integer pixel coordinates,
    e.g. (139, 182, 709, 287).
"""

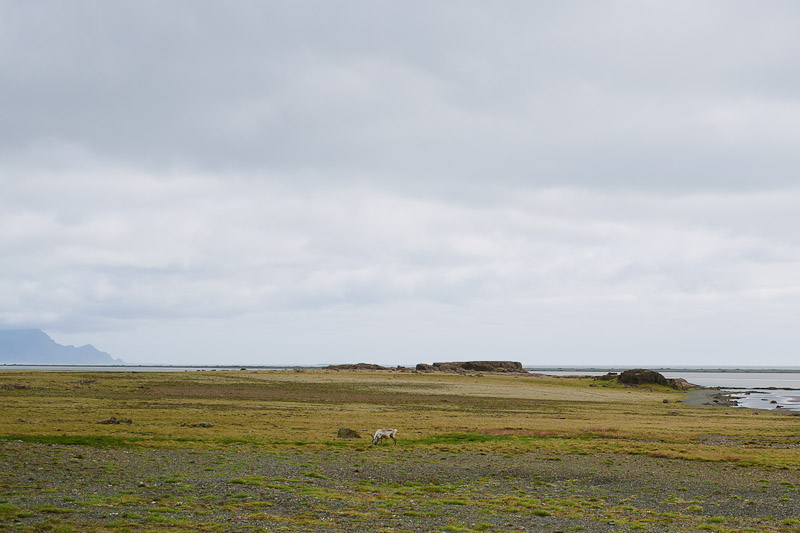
(680, 388, 738, 408)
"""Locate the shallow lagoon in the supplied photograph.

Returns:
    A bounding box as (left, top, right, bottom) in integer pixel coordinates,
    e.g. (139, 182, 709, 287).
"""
(661, 372, 800, 412)
(532, 369, 800, 412)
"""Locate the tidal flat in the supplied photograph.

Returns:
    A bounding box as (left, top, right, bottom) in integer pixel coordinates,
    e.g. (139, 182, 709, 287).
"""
(1, 369, 799, 531)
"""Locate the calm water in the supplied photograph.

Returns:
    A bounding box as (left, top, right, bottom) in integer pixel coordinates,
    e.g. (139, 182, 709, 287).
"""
(533, 369, 800, 412)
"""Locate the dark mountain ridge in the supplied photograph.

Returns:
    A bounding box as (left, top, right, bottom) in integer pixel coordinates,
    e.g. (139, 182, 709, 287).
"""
(0, 329, 123, 365)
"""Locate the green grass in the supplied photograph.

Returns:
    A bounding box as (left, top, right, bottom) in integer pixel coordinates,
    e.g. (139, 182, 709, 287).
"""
(302, 471, 330, 480)
(2, 369, 800, 531)
(2, 434, 135, 448)
(3, 368, 798, 467)
(413, 433, 506, 445)
(230, 476, 265, 486)
(0, 503, 21, 519)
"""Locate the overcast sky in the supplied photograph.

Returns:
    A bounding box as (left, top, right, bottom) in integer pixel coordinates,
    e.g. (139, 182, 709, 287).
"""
(2, 1, 800, 366)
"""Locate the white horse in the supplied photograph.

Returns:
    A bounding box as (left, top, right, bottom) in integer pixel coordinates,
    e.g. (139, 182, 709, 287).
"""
(372, 428, 398, 446)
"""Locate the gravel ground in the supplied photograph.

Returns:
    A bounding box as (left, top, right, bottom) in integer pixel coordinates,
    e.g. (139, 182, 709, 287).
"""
(2, 440, 799, 532)
(680, 389, 739, 409)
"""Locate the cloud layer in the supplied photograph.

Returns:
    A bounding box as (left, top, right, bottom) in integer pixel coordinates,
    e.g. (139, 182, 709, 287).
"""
(2, 2, 800, 365)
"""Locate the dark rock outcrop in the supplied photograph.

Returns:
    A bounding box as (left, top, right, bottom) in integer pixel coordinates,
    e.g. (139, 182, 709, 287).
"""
(613, 369, 697, 390)
(325, 363, 388, 371)
(618, 369, 670, 387)
(669, 378, 695, 391)
(417, 361, 526, 373)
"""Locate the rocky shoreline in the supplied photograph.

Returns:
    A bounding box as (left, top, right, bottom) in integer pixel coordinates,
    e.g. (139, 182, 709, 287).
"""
(680, 388, 739, 408)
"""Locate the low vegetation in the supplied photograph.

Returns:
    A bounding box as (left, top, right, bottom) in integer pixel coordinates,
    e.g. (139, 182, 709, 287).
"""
(1, 369, 799, 531)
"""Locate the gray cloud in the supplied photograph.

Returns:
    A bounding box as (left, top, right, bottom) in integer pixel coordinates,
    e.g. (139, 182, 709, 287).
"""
(3, 168, 800, 364)
(2, 2, 800, 365)
(4, 1, 800, 191)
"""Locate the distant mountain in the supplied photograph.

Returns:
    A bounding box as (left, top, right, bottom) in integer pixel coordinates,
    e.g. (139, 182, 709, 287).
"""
(0, 329, 124, 365)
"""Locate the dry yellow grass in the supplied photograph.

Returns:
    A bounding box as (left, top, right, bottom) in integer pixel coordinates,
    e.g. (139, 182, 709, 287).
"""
(1, 369, 799, 468)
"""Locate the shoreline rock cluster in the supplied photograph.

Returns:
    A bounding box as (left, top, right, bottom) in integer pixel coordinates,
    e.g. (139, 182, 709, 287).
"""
(597, 368, 697, 391)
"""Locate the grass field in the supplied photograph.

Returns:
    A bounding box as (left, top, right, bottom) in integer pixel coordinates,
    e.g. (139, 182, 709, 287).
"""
(1, 369, 799, 531)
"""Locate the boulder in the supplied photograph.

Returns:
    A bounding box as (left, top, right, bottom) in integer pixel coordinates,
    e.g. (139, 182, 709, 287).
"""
(669, 378, 695, 391)
(618, 369, 669, 387)
(617, 369, 698, 390)
(98, 416, 132, 425)
(337, 427, 361, 439)
(415, 363, 435, 372)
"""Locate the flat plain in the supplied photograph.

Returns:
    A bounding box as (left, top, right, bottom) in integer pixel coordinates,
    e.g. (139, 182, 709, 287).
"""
(1, 369, 799, 532)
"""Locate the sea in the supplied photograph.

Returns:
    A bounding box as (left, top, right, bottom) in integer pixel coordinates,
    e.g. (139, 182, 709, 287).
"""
(2, 364, 800, 412)
(528, 368, 800, 412)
